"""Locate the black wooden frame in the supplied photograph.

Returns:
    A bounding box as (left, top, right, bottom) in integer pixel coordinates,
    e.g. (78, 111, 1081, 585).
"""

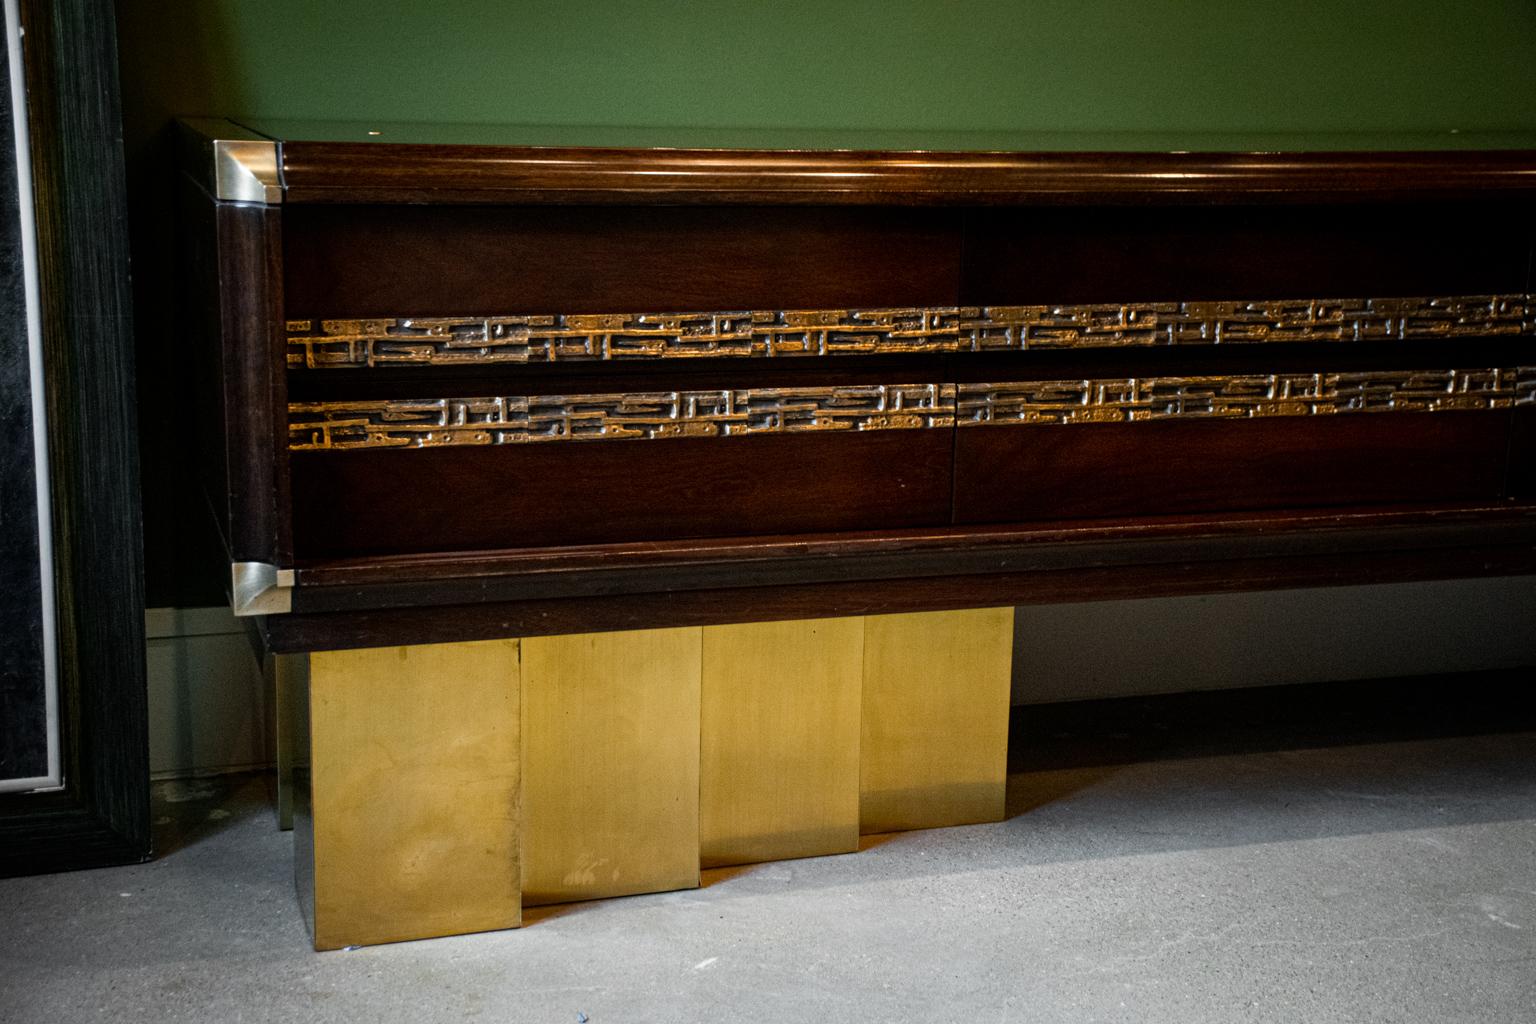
(0, 0, 147, 874)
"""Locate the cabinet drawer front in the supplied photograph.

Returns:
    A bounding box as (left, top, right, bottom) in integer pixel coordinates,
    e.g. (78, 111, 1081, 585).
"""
(954, 411, 1513, 523)
(291, 430, 953, 558)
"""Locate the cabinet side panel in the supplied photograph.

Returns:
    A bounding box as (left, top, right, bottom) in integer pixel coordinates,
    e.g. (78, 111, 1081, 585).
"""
(215, 202, 288, 563)
(176, 178, 231, 555)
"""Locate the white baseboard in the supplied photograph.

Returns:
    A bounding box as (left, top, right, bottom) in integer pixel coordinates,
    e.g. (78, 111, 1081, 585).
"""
(1013, 576, 1536, 704)
(149, 761, 273, 783)
(145, 606, 271, 780)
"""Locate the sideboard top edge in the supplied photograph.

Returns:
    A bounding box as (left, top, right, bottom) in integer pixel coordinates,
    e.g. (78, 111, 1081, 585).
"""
(239, 118, 1536, 154)
(175, 118, 1536, 205)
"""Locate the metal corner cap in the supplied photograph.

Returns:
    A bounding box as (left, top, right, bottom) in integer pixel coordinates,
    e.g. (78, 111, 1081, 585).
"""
(214, 137, 283, 204)
(179, 118, 283, 204)
(231, 561, 295, 617)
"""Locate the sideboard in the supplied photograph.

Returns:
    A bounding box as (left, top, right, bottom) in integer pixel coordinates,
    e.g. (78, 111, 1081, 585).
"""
(177, 119, 1536, 948)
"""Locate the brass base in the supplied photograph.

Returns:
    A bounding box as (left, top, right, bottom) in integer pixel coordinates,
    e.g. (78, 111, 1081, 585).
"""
(296, 641, 522, 950)
(521, 627, 702, 906)
(294, 609, 1014, 949)
(700, 617, 864, 868)
(860, 608, 1015, 833)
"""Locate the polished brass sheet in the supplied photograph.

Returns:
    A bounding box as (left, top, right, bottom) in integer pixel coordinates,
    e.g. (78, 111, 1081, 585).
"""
(304, 640, 522, 949)
(520, 627, 702, 905)
(294, 611, 1023, 942)
(700, 618, 864, 868)
(860, 608, 1015, 834)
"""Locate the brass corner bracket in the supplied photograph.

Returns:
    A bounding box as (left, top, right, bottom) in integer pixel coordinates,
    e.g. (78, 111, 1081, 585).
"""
(231, 561, 295, 617)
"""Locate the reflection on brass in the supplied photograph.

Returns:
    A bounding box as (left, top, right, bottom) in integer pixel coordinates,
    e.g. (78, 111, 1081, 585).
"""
(289, 384, 955, 450)
(303, 641, 522, 949)
(286, 294, 1533, 368)
(288, 367, 1535, 450)
(860, 608, 1014, 834)
(521, 627, 701, 906)
(700, 618, 863, 868)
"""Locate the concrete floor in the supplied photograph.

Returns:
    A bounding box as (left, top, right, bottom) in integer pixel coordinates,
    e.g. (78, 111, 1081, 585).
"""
(3, 675, 1535, 1023)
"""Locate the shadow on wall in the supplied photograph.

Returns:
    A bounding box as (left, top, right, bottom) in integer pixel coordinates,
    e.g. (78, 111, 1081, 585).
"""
(1012, 576, 1536, 705)
(117, 0, 249, 608)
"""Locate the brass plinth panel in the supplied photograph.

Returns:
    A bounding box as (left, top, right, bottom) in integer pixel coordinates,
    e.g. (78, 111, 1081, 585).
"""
(287, 294, 1533, 368)
(292, 609, 1026, 946)
(288, 367, 1536, 451)
(521, 627, 702, 906)
(860, 608, 1015, 834)
(303, 640, 522, 950)
(700, 618, 864, 868)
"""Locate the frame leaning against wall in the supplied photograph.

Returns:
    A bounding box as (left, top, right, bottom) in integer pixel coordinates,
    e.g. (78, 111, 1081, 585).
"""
(0, 0, 147, 873)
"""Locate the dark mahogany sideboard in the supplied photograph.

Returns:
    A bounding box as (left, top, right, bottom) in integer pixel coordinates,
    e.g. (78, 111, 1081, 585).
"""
(180, 121, 1536, 649)
(176, 120, 1536, 948)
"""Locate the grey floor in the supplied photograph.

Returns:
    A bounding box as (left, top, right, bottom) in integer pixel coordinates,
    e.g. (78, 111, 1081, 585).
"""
(4, 677, 1535, 1024)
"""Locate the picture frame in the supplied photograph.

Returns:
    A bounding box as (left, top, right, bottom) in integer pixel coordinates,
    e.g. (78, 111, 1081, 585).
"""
(0, 0, 147, 875)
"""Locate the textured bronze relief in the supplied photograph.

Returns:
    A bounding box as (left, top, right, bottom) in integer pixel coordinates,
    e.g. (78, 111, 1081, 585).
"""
(289, 368, 1534, 451)
(955, 367, 1535, 426)
(286, 295, 1532, 368)
(290, 384, 955, 450)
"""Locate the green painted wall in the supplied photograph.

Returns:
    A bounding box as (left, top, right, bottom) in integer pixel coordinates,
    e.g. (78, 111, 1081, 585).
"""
(121, 1, 1536, 140)
(115, 0, 1536, 605)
